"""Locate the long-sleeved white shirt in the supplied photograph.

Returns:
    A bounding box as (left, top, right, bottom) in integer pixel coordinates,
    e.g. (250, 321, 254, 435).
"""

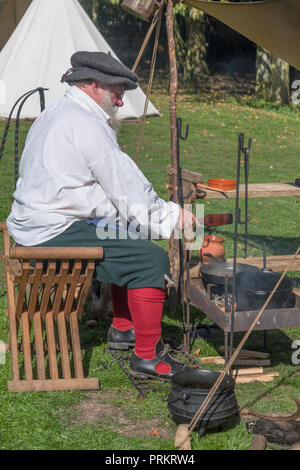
(6, 86, 180, 246)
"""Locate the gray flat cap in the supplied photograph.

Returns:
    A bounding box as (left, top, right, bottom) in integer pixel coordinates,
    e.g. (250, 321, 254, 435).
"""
(61, 51, 139, 90)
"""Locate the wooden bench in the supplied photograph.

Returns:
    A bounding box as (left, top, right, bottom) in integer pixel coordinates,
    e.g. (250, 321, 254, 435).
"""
(0, 222, 103, 392)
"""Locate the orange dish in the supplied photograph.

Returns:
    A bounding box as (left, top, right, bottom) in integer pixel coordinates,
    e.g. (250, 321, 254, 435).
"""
(207, 179, 237, 190)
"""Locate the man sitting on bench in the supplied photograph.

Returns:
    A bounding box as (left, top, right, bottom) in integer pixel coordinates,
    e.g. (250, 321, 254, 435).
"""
(6, 51, 197, 381)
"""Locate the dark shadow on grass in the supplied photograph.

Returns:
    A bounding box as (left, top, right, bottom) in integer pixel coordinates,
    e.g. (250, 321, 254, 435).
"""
(240, 367, 300, 412)
(79, 317, 111, 378)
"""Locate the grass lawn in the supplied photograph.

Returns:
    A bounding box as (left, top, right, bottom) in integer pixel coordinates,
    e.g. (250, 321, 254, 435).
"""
(0, 82, 300, 450)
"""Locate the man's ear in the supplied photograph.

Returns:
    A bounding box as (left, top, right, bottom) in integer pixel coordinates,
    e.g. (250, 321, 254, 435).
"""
(93, 81, 103, 95)
(92, 81, 99, 95)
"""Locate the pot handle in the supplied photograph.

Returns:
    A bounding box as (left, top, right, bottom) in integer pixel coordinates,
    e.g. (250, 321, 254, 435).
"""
(182, 392, 190, 404)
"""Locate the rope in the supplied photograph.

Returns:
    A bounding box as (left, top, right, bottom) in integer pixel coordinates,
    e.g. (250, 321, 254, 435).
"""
(14, 89, 47, 188)
(135, 5, 163, 163)
(0, 88, 48, 189)
(132, 0, 165, 73)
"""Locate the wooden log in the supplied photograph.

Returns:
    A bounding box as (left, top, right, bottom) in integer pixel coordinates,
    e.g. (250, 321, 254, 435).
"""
(235, 372, 279, 384)
(253, 418, 300, 445)
(7, 378, 99, 393)
(219, 346, 269, 359)
(218, 367, 264, 376)
(290, 442, 300, 450)
(250, 434, 267, 450)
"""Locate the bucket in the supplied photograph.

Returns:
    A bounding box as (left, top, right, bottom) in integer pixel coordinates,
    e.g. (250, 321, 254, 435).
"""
(121, 0, 158, 21)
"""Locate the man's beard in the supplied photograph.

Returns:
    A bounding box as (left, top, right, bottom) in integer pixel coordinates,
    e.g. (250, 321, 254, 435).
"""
(101, 90, 122, 134)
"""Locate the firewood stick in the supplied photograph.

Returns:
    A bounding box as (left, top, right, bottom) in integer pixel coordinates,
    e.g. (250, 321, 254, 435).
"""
(218, 367, 264, 376)
(290, 442, 300, 450)
(219, 346, 269, 359)
(234, 372, 279, 384)
(200, 356, 225, 364)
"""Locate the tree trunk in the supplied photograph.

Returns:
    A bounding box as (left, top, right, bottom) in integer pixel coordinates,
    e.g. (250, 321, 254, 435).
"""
(184, 9, 209, 89)
(255, 46, 272, 100)
(271, 55, 290, 104)
(256, 46, 290, 104)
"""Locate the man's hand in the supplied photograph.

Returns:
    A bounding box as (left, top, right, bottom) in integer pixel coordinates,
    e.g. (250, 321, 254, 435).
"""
(178, 208, 201, 231)
(177, 208, 203, 244)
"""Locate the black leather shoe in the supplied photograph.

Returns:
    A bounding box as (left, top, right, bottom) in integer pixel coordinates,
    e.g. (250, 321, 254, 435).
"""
(129, 339, 186, 381)
(107, 325, 135, 350)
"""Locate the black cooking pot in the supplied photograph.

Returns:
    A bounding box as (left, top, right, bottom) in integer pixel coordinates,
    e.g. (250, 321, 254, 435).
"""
(200, 261, 259, 288)
(236, 270, 294, 311)
(167, 369, 239, 435)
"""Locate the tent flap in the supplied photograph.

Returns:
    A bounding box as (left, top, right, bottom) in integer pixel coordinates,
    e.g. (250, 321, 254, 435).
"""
(183, 0, 300, 70)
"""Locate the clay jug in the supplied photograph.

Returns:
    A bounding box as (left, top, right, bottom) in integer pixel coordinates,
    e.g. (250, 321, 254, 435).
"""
(199, 235, 225, 264)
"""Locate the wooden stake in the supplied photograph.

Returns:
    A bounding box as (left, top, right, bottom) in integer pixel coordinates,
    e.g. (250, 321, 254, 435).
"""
(166, 0, 180, 311)
(250, 435, 267, 450)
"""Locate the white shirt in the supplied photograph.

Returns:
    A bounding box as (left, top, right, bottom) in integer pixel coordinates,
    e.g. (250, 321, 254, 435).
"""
(6, 86, 180, 246)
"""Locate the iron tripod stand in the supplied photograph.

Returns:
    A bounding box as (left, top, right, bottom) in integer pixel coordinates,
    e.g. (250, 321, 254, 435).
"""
(225, 133, 252, 365)
(174, 116, 195, 354)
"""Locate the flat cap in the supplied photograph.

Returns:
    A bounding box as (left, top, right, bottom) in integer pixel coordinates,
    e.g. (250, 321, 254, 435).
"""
(61, 51, 139, 90)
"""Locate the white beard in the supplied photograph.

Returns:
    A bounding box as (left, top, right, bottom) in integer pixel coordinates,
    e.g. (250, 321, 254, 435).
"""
(101, 89, 122, 134)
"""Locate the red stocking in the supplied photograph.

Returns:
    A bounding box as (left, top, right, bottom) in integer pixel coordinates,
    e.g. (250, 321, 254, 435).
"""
(127, 287, 170, 375)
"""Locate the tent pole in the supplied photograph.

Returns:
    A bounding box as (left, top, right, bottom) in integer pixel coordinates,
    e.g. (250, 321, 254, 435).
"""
(166, 0, 180, 311)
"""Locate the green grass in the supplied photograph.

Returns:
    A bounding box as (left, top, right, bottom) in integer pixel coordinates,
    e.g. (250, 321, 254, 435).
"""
(1, 87, 300, 450)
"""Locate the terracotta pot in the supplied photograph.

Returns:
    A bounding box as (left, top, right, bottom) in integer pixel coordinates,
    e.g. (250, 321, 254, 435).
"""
(199, 235, 225, 264)
(207, 179, 237, 191)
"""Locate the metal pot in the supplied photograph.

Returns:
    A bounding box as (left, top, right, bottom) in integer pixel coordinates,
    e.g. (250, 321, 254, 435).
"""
(236, 270, 294, 311)
(200, 261, 259, 288)
(167, 369, 239, 435)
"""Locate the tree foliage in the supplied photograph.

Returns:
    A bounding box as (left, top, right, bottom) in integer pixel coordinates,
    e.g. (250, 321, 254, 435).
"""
(79, 0, 157, 68)
(79, 0, 292, 103)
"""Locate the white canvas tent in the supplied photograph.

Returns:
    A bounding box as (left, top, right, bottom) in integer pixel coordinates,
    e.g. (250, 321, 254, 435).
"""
(0, 0, 160, 119)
